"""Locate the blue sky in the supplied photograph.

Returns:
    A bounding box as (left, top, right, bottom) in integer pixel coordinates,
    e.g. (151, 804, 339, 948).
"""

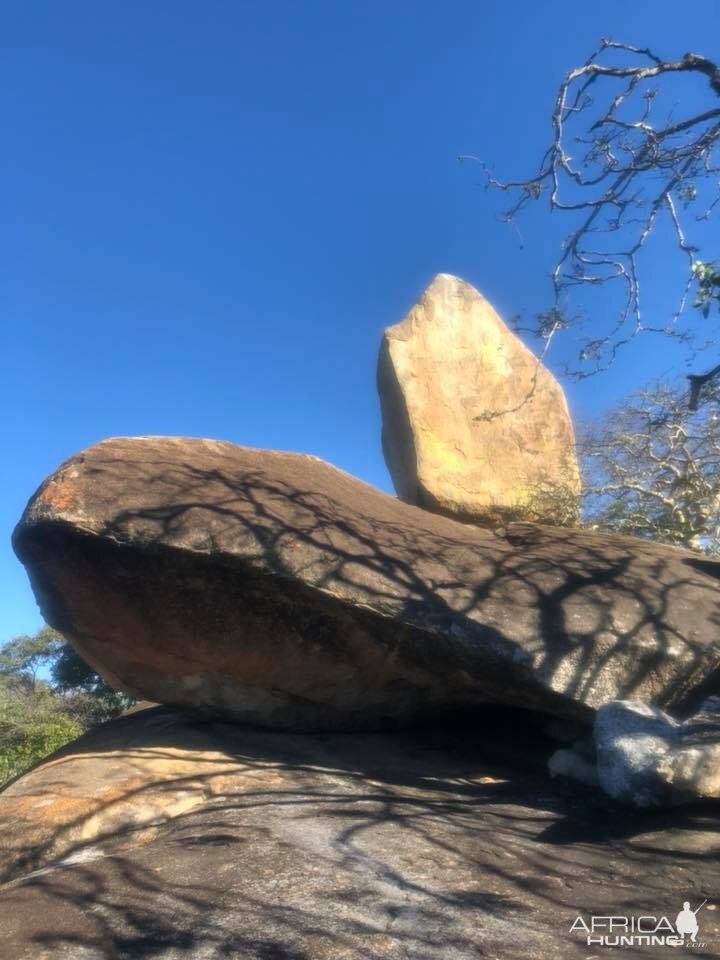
(3, 0, 718, 640)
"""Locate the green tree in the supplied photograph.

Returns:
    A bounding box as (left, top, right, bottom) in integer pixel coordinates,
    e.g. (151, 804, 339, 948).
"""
(0, 677, 82, 785)
(0, 626, 64, 691)
(0, 628, 133, 788)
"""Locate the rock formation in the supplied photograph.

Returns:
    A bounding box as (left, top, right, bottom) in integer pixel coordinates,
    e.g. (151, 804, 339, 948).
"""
(2, 704, 720, 959)
(595, 698, 720, 807)
(378, 273, 580, 526)
(12, 436, 720, 729)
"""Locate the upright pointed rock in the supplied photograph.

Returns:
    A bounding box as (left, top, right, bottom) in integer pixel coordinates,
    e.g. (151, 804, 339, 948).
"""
(378, 274, 580, 525)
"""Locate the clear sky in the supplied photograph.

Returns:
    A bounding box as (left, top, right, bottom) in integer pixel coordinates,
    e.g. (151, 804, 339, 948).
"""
(2, 0, 718, 640)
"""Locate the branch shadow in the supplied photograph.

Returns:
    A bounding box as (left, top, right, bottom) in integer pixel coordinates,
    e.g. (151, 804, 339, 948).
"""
(1, 705, 719, 959)
(14, 443, 720, 733)
(8, 441, 720, 956)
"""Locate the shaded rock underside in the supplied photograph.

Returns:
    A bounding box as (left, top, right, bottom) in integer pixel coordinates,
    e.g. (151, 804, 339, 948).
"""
(13, 437, 720, 728)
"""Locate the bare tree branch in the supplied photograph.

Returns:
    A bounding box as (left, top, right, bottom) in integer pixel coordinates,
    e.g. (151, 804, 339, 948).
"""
(461, 39, 720, 398)
(581, 381, 720, 551)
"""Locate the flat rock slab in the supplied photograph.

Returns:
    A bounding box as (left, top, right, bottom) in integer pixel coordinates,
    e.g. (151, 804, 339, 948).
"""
(12, 437, 720, 728)
(1, 707, 720, 959)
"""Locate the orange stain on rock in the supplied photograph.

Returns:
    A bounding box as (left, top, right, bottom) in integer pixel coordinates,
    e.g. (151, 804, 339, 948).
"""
(37, 477, 77, 513)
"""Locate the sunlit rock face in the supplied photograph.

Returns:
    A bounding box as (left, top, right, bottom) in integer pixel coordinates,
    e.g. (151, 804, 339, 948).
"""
(595, 697, 720, 807)
(378, 273, 580, 526)
(1, 705, 719, 960)
(12, 436, 720, 729)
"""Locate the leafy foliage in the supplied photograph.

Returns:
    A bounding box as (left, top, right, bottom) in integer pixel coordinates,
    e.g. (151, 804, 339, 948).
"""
(0, 627, 64, 690)
(692, 261, 720, 318)
(0, 684, 81, 785)
(0, 628, 133, 788)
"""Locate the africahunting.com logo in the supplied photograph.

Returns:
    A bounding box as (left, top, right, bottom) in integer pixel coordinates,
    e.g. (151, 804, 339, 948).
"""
(570, 900, 710, 948)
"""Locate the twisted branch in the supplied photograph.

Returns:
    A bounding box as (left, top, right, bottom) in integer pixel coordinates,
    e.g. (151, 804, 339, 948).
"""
(461, 39, 720, 399)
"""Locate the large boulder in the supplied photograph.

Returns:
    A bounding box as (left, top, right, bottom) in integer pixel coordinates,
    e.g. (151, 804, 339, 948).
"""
(2, 706, 720, 959)
(378, 273, 580, 525)
(12, 436, 720, 729)
(595, 698, 720, 807)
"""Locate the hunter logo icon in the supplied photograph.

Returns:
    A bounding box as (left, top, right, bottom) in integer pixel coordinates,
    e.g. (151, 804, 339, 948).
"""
(570, 898, 711, 947)
(675, 900, 706, 942)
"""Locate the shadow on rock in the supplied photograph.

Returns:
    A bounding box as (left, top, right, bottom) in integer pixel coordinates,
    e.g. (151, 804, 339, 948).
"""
(1, 705, 719, 959)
